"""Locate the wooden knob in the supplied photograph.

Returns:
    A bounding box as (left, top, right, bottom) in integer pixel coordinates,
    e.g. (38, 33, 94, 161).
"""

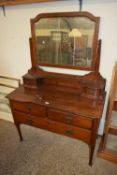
(66, 128, 73, 135)
(65, 115, 73, 124)
(26, 116, 33, 125)
(26, 118, 33, 125)
(27, 104, 32, 112)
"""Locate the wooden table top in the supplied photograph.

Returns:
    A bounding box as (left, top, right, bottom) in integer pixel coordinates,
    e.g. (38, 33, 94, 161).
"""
(7, 86, 105, 119)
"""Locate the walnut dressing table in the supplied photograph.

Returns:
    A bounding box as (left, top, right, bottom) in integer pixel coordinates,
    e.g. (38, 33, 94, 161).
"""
(7, 12, 106, 166)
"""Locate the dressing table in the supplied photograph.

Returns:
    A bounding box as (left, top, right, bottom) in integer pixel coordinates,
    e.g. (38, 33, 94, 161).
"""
(7, 11, 106, 166)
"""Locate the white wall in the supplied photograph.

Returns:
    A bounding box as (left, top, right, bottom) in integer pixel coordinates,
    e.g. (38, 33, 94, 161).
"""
(0, 0, 117, 134)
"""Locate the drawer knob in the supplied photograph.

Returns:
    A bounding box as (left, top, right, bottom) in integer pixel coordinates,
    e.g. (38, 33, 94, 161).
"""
(26, 118, 33, 125)
(66, 128, 73, 135)
(65, 115, 73, 124)
(27, 104, 32, 112)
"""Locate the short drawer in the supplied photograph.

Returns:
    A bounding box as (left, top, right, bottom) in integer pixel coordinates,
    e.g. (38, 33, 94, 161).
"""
(48, 109, 93, 129)
(13, 111, 91, 145)
(10, 101, 46, 117)
(13, 110, 38, 125)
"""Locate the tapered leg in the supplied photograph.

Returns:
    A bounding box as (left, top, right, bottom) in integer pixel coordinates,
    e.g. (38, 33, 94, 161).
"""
(15, 123, 23, 141)
(89, 119, 98, 166)
(89, 145, 95, 166)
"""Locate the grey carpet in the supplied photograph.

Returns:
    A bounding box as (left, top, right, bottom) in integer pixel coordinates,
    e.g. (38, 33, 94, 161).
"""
(0, 120, 117, 175)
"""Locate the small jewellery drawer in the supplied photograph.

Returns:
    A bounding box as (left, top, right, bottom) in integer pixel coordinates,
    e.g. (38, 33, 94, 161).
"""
(13, 111, 39, 126)
(13, 111, 91, 145)
(48, 109, 93, 129)
(13, 111, 33, 125)
(10, 101, 46, 117)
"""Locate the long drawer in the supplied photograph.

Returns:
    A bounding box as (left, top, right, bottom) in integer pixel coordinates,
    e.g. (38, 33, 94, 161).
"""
(13, 111, 91, 145)
(48, 108, 93, 130)
(10, 101, 46, 117)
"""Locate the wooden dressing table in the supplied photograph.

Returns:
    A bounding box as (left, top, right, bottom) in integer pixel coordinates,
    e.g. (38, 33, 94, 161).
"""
(7, 12, 106, 166)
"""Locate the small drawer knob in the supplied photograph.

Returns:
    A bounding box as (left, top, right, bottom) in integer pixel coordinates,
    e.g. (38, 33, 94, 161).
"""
(65, 115, 73, 124)
(26, 118, 33, 125)
(26, 116, 33, 125)
(27, 104, 32, 112)
(66, 128, 73, 135)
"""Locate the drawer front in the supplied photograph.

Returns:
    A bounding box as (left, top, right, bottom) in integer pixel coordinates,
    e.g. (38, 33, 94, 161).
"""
(10, 101, 46, 117)
(13, 111, 91, 145)
(48, 109, 93, 129)
(13, 111, 34, 125)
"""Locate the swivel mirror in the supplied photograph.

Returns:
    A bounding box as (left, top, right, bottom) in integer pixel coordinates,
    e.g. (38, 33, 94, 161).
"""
(31, 12, 100, 71)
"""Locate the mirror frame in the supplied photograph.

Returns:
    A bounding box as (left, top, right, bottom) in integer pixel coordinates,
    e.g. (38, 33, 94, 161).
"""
(30, 11, 100, 71)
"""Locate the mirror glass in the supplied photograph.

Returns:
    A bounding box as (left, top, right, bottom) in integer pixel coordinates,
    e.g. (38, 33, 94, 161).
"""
(34, 17, 95, 68)
(106, 111, 117, 152)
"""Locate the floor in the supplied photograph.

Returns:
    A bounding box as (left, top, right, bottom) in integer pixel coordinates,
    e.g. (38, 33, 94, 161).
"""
(0, 120, 117, 175)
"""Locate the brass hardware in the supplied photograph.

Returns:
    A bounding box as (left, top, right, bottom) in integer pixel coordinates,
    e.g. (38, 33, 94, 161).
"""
(66, 128, 73, 135)
(45, 101, 50, 105)
(35, 95, 42, 101)
(26, 118, 33, 125)
(65, 115, 73, 124)
(27, 104, 32, 111)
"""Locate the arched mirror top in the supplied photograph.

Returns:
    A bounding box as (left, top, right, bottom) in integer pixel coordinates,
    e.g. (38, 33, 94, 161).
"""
(30, 11, 100, 71)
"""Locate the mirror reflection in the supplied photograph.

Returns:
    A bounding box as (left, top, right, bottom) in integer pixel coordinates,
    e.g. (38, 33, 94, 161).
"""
(35, 17, 95, 67)
(106, 111, 117, 152)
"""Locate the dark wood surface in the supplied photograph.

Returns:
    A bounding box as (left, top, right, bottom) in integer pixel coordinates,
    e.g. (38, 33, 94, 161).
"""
(7, 70, 106, 166)
(8, 85, 105, 118)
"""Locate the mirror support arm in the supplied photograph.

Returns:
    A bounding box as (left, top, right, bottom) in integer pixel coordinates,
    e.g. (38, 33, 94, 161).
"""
(95, 39, 101, 72)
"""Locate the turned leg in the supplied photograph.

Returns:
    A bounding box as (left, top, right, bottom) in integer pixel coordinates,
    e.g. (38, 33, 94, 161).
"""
(15, 123, 23, 141)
